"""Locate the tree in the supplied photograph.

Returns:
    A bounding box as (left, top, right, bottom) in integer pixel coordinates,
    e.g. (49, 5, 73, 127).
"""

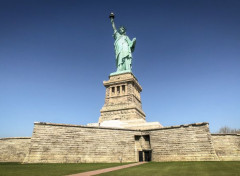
(218, 126, 240, 134)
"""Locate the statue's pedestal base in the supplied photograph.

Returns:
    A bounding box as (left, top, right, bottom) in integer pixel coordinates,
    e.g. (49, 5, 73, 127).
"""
(89, 72, 163, 130)
(99, 72, 145, 123)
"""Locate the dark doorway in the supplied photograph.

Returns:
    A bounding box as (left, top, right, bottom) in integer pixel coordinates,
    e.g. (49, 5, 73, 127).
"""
(144, 150, 152, 162)
(139, 151, 143, 162)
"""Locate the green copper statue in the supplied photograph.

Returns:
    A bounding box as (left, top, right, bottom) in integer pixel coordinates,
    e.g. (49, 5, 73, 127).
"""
(109, 13, 136, 75)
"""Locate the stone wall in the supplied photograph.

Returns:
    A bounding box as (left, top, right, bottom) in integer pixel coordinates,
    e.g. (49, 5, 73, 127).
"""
(24, 122, 141, 163)
(3, 122, 238, 163)
(23, 122, 222, 163)
(212, 134, 240, 161)
(147, 123, 219, 161)
(0, 137, 31, 162)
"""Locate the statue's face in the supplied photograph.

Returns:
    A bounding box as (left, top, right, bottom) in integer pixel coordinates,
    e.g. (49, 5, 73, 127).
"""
(119, 27, 126, 34)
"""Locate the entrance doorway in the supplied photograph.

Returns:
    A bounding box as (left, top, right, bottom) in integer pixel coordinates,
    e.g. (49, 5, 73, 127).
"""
(144, 150, 152, 162)
(139, 151, 143, 162)
(139, 150, 152, 162)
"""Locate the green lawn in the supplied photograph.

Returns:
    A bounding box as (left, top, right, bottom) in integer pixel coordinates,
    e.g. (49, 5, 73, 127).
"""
(100, 162, 240, 176)
(1, 162, 240, 176)
(0, 162, 127, 176)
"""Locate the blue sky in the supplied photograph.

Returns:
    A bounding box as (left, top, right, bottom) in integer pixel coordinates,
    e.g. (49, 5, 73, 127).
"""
(0, 0, 239, 137)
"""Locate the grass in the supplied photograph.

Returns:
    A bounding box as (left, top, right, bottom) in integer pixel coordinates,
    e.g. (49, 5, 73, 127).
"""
(0, 162, 127, 176)
(1, 162, 240, 176)
(99, 161, 240, 176)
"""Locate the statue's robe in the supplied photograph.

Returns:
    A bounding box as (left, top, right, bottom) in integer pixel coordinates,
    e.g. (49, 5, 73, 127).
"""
(113, 31, 136, 71)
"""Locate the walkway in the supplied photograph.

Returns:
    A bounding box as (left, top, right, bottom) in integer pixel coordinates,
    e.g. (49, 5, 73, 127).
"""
(67, 162, 146, 176)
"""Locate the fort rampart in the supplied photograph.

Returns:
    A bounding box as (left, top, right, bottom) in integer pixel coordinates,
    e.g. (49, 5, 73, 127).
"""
(0, 137, 31, 162)
(212, 133, 240, 161)
(1, 122, 239, 163)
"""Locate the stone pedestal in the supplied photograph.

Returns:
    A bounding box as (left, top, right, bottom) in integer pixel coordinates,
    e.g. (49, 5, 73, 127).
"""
(99, 72, 146, 123)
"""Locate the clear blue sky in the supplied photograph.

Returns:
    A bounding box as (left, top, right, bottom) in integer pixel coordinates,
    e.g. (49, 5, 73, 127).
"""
(0, 0, 240, 137)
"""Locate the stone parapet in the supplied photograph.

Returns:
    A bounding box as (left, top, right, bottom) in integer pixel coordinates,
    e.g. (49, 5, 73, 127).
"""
(142, 122, 209, 131)
(34, 122, 140, 131)
(211, 133, 240, 136)
(0, 137, 31, 140)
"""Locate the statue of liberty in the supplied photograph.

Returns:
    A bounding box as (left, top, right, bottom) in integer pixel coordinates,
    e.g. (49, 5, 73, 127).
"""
(109, 13, 136, 75)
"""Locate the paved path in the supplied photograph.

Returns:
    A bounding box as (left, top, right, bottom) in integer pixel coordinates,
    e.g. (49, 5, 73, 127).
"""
(67, 162, 146, 176)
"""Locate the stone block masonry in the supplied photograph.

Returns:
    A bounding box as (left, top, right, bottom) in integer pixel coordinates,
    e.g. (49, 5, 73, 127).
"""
(0, 137, 31, 162)
(1, 122, 239, 163)
(23, 122, 142, 163)
(146, 123, 219, 161)
(212, 134, 240, 161)
(99, 73, 146, 122)
(23, 122, 223, 163)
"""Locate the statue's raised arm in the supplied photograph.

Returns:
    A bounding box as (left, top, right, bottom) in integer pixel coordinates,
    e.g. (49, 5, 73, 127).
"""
(109, 13, 117, 32)
(109, 12, 136, 75)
